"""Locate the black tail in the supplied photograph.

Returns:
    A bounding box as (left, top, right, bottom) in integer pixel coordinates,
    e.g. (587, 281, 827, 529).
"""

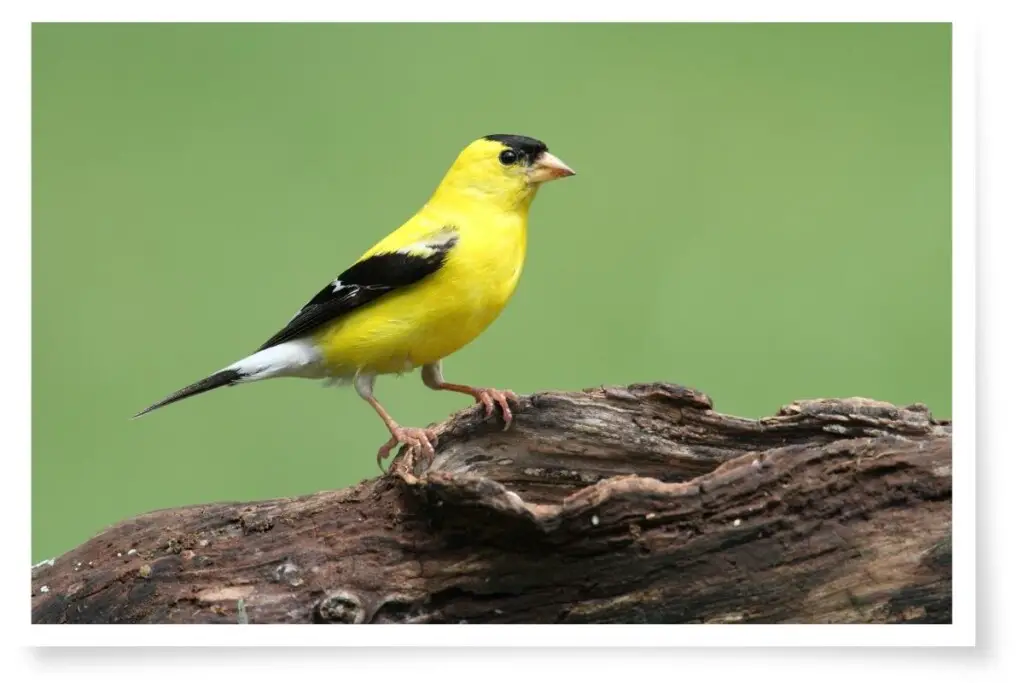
(133, 369, 242, 418)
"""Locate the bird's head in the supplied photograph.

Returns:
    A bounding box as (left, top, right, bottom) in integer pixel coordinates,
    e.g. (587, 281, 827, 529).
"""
(432, 134, 575, 210)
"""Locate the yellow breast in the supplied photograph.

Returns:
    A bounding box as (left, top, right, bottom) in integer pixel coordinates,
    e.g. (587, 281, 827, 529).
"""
(313, 208, 527, 376)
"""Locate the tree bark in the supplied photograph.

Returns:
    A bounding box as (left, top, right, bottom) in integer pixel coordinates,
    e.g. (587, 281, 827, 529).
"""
(31, 383, 952, 624)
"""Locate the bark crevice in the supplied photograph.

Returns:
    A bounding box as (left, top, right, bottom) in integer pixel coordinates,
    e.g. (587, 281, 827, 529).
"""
(31, 383, 952, 624)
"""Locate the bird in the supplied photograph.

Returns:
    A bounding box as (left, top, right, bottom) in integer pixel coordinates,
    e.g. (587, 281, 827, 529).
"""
(134, 133, 575, 470)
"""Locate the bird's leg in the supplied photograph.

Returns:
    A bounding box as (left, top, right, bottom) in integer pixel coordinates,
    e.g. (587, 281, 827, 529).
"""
(355, 374, 438, 472)
(421, 362, 517, 430)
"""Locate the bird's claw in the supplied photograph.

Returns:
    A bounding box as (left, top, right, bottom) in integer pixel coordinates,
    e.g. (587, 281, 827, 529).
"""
(470, 388, 518, 430)
(376, 426, 439, 472)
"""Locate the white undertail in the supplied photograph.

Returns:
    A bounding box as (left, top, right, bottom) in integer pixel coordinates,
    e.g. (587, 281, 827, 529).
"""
(226, 339, 325, 381)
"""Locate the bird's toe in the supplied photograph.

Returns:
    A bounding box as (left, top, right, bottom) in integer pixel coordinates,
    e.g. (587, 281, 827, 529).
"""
(376, 438, 398, 472)
(478, 392, 495, 418)
(377, 426, 438, 473)
(494, 390, 516, 429)
(470, 387, 519, 428)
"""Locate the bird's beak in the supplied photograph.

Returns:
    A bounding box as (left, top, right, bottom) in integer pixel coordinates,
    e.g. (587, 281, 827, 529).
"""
(527, 152, 576, 184)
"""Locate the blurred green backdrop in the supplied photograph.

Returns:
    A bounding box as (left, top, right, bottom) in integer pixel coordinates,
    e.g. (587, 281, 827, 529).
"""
(32, 23, 951, 561)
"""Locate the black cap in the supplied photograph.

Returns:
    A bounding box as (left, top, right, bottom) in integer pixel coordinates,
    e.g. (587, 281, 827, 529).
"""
(483, 134, 548, 165)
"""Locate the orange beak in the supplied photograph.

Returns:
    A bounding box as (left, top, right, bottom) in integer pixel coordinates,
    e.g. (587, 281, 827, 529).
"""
(527, 152, 576, 184)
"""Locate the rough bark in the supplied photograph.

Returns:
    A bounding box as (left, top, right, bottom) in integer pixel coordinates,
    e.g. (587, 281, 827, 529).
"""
(31, 383, 952, 624)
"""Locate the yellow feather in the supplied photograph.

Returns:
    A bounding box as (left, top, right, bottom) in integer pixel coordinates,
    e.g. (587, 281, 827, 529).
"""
(312, 138, 538, 376)
(133, 135, 573, 428)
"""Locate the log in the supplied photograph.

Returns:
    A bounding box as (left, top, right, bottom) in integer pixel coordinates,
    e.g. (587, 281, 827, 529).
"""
(31, 383, 952, 624)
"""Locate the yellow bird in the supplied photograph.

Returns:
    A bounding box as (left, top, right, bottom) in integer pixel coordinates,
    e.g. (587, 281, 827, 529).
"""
(135, 134, 575, 468)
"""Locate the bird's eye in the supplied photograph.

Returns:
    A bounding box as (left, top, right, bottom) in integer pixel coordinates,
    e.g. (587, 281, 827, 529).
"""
(498, 149, 519, 166)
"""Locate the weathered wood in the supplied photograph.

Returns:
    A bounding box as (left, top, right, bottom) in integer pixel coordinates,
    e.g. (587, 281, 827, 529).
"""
(31, 383, 952, 624)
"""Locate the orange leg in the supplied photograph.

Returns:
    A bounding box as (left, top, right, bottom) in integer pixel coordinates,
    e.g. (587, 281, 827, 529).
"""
(356, 374, 437, 471)
(421, 362, 517, 429)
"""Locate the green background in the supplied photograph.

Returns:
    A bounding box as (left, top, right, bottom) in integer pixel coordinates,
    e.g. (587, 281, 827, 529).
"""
(32, 23, 951, 562)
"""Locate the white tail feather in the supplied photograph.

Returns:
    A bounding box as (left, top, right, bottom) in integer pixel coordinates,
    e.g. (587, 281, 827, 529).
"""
(226, 339, 325, 381)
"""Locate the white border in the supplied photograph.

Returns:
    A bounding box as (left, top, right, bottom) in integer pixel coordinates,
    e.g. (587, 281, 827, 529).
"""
(16, 1, 969, 22)
(9, 1, 974, 655)
(949, 12, 976, 642)
(29, 623, 971, 647)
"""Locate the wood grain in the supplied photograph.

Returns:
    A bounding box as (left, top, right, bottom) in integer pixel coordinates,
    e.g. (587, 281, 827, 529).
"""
(31, 383, 952, 624)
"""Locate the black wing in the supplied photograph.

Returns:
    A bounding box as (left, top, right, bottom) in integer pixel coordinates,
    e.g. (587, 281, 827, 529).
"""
(256, 228, 459, 351)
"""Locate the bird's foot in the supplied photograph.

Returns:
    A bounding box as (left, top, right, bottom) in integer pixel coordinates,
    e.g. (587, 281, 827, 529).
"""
(376, 426, 439, 473)
(469, 388, 518, 430)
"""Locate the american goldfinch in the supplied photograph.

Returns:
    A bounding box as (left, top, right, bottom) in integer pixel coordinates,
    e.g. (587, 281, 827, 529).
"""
(135, 134, 575, 469)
